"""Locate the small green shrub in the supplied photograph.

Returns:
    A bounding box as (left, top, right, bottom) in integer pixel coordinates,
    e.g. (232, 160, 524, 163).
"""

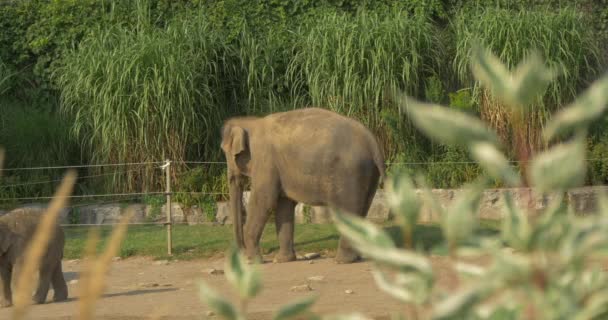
(586, 132, 608, 185)
(448, 88, 476, 113)
(424, 75, 446, 104)
(143, 194, 165, 222)
(68, 208, 81, 225)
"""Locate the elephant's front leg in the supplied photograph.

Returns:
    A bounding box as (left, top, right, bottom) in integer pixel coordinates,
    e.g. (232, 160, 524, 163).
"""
(273, 197, 297, 263)
(0, 265, 12, 308)
(243, 187, 278, 263)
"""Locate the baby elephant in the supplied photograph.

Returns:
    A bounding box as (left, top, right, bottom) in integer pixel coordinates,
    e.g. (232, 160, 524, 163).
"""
(0, 208, 68, 307)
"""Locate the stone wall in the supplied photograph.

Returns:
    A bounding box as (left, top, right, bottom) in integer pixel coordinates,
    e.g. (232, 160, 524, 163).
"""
(1, 186, 605, 225)
(216, 187, 605, 225)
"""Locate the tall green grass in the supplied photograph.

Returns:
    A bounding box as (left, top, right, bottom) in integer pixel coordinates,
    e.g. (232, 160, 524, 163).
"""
(233, 27, 305, 116)
(0, 98, 79, 200)
(54, 6, 236, 193)
(287, 9, 443, 136)
(454, 7, 601, 108)
(452, 7, 603, 157)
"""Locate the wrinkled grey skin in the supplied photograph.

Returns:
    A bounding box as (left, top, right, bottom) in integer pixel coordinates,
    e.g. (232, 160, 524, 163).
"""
(221, 107, 385, 264)
(0, 208, 68, 307)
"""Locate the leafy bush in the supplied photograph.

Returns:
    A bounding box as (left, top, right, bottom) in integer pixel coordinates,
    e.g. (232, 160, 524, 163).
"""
(196, 46, 608, 319)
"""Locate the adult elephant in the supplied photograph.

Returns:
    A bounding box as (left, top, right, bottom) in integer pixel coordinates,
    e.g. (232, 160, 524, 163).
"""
(220, 107, 385, 264)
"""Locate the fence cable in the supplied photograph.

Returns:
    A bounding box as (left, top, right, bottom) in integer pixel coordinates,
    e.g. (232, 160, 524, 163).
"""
(3, 158, 608, 173)
(0, 168, 148, 189)
(0, 161, 164, 172)
(0, 192, 166, 201)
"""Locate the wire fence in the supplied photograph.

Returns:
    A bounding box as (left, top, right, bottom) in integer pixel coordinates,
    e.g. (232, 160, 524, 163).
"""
(2, 158, 608, 255)
(3, 158, 608, 221)
(3, 157, 608, 202)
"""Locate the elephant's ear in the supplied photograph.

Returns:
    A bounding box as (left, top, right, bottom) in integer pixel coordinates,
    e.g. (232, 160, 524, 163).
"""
(221, 125, 250, 174)
(229, 126, 248, 156)
(0, 225, 11, 254)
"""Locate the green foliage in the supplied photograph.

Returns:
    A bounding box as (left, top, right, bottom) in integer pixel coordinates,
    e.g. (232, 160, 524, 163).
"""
(453, 7, 602, 110)
(448, 88, 475, 112)
(54, 5, 235, 193)
(142, 194, 165, 222)
(424, 146, 482, 188)
(67, 208, 81, 225)
(424, 75, 446, 104)
(0, 97, 79, 199)
(173, 165, 227, 222)
(331, 48, 608, 319)
(587, 133, 608, 185)
(194, 43, 608, 320)
(288, 9, 442, 129)
(1, 0, 607, 199)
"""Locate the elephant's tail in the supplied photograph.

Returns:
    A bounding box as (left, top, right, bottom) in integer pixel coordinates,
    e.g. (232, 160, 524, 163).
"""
(369, 136, 386, 185)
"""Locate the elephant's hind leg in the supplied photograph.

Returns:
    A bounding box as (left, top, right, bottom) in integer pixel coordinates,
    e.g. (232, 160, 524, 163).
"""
(32, 265, 53, 304)
(51, 261, 68, 302)
(0, 265, 12, 307)
(273, 197, 297, 263)
(334, 170, 380, 264)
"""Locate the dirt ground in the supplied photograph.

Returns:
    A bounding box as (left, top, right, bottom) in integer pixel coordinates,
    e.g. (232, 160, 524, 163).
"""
(0, 254, 462, 320)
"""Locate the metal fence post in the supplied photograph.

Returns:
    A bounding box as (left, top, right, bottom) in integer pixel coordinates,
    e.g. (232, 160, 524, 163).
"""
(164, 159, 172, 255)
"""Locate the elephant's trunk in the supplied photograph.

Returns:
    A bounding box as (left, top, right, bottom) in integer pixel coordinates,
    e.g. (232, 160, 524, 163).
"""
(228, 172, 245, 249)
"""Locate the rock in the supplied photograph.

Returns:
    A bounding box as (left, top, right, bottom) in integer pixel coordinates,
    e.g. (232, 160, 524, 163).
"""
(182, 205, 206, 225)
(112, 256, 121, 262)
(206, 311, 215, 317)
(294, 204, 307, 224)
(568, 187, 599, 215)
(307, 276, 325, 282)
(142, 283, 160, 288)
(366, 190, 391, 223)
(154, 260, 169, 265)
(313, 206, 332, 224)
(308, 260, 314, 264)
(304, 253, 320, 260)
(215, 202, 230, 225)
(296, 255, 305, 260)
(78, 203, 146, 225)
(290, 284, 313, 292)
(206, 268, 224, 275)
(215, 192, 250, 225)
(345, 289, 354, 294)
(68, 259, 80, 264)
(294, 205, 332, 224)
(1, 206, 72, 225)
(69, 280, 79, 285)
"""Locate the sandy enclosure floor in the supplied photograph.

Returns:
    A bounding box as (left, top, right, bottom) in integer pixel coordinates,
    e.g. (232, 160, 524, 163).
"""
(0, 255, 462, 320)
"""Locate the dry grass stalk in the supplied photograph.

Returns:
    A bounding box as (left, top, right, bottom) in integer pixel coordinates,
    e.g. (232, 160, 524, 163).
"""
(12, 170, 77, 320)
(480, 89, 511, 148)
(78, 209, 134, 320)
(0, 147, 4, 178)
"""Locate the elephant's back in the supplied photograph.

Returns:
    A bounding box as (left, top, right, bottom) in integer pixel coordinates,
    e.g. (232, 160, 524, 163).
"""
(265, 108, 382, 204)
(0, 208, 64, 241)
(266, 107, 376, 147)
